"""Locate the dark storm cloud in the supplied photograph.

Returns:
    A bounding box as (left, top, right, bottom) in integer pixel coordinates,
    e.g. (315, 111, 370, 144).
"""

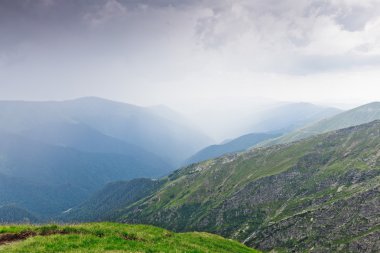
(0, 0, 204, 100)
(0, 0, 197, 48)
(0, 0, 380, 105)
(2, 0, 379, 51)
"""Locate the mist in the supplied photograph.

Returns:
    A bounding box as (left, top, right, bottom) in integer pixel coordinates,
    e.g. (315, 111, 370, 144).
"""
(1, 0, 380, 140)
(1, 3, 380, 249)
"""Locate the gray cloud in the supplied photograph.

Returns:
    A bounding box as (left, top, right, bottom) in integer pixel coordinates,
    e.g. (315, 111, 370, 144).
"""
(0, 0, 379, 112)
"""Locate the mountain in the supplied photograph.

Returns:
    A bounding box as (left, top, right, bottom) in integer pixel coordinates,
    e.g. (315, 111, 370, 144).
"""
(0, 97, 213, 219)
(73, 120, 380, 252)
(0, 172, 85, 219)
(184, 102, 340, 165)
(60, 179, 162, 222)
(0, 133, 171, 218)
(22, 122, 171, 171)
(0, 223, 259, 253)
(249, 102, 342, 133)
(0, 205, 39, 223)
(185, 132, 280, 165)
(184, 102, 341, 165)
(0, 97, 212, 166)
(263, 101, 380, 146)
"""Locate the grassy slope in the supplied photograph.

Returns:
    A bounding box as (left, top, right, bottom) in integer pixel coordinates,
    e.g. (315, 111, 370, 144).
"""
(0, 223, 259, 253)
(120, 137, 317, 226)
(118, 121, 380, 251)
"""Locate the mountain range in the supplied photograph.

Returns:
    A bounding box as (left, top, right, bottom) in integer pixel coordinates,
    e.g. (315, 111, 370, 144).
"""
(184, 102, 341, 165)
(2, 98, 380, 252)
(262, 101, 380, 146)
(0, 132, 171, 217)
(249, 102, 342, 133)
(0, 97, 212, 218)
(184, 132, 280, 165)
(62, 102, 380, 252)
(0, 97, 212, 166)
(0, 98, 341, 220)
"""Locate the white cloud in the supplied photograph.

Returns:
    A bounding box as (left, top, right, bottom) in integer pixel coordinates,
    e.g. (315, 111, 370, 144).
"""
(190, 0, 380, 73)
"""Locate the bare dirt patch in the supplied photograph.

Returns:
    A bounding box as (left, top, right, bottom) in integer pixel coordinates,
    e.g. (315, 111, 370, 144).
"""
(0, 229, 81, 245)
(0, 231, 37, 245)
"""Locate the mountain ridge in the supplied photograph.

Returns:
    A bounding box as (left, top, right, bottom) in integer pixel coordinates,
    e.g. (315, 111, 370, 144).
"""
(185, 132, 281, 165)
(121, 120, 380, 252)
(0, 132, 171, 218)
(260, 101, 380, 147)
(0, 97, 212, 166)
(63, 120, 380, 252)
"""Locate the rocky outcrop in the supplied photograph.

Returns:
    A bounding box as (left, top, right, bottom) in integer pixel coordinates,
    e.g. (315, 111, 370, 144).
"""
(246, 187, 380, 252)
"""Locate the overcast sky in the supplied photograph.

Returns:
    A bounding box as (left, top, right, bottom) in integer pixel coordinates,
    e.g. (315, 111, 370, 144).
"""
(1, 0, 380, 138)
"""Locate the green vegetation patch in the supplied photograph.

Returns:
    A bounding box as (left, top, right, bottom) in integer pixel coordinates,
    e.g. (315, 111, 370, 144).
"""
(0, 222, 259, 253)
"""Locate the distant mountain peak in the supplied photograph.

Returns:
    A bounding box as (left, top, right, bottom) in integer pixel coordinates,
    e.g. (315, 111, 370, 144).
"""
(261, 101, 380, 147)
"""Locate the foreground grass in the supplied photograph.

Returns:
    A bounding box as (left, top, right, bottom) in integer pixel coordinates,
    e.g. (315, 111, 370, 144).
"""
(0, 222, 259, 253)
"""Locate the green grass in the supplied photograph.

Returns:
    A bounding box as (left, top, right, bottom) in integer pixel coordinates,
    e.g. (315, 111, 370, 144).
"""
(0, 222, 260, 253)
(113, 121, 380, 252)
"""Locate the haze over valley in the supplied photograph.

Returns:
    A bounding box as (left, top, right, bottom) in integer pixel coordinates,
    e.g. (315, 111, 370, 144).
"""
(0, 1, 380, 252)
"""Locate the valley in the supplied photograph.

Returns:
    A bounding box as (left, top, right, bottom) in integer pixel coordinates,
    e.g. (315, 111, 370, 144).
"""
(57, 102, 380, 252)
(1, 99, 380, 252)
(98, 121, 380, 252)
(1, 2, 379, 251)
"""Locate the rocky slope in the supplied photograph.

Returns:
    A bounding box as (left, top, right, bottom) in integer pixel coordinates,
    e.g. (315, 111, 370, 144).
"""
(113, 120, 380, 252)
